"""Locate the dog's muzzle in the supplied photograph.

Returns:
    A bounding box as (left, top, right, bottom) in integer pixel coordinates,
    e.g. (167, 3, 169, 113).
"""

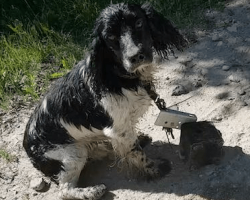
(129, 53, 145, 65)
(128, 53, 146, 71)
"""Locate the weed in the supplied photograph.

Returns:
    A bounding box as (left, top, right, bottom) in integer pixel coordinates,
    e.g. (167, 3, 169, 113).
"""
(0, 149, 16, 162)
(0, 21, 85, 108)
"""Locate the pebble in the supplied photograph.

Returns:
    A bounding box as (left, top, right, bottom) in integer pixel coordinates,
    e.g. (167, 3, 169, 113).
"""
(216, 91, 229, 99)
(205, 170, 214, 176)
(30, 178, 46, 191)
(200, 68, 208, 76)
(0, 109, 5, 116)
(228, 74, 241, 83)
(240, 101, 248, 106)
(227, 37, 238, 45)
(227, 24, 238, 32)
(193, 80, 202, 88)
(222, 65, 231, 71)
(212, 34, 221, 42)
(171, 85, 189, 96)
(179, 58, 194, 68)
(0, 141, 4, 148)
(197, 30, 206, 37)
(217, 41, 224, 46)
(238, 90, 246, 95)
(212, 116, 223, 122)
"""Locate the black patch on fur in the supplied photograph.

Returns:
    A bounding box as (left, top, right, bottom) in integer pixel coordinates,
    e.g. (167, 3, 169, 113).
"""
(23, 3, 186, 182)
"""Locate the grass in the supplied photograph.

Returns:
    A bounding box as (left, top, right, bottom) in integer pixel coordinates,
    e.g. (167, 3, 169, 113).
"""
(0, 148, 16, 162)
(0, 23, 85, 105)
(0, 0, 225, 109)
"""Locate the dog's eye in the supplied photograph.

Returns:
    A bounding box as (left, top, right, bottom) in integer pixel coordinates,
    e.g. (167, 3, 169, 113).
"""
(108, 35, 117, 41)
(135, 19, 143, 29)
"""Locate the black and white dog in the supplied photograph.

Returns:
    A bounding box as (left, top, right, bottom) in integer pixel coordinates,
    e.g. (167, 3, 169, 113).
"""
(23, 3, 186, 199)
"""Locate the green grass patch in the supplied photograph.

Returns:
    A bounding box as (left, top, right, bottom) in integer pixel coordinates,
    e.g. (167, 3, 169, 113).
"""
(0, 0, 225, 109)
(49, 72, 68, 80)
(0, 149, 16, 162)
(0, 21, 86, 108)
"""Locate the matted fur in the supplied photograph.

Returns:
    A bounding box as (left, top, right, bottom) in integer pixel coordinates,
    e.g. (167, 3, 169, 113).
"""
(23, 3, 186, 199)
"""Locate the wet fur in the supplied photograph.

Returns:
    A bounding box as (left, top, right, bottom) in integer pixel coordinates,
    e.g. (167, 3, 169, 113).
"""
(23, 3, 186, 199)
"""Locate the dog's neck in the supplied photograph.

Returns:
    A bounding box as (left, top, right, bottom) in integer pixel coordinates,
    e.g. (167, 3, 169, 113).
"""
(136, 63, 156, 82)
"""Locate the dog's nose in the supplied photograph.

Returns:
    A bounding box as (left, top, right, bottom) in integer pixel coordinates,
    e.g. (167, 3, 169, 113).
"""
(130, 53, 145, 65)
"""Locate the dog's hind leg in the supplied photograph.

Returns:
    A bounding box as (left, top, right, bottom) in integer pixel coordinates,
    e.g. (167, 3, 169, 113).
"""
(45, 142, 106, 200)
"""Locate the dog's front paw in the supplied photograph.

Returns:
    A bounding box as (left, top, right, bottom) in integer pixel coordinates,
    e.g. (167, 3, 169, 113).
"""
(59, 183, 106, 200)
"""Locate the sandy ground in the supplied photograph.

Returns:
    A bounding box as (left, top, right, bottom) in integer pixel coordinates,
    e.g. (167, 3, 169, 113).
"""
(1, 0, 250, 199)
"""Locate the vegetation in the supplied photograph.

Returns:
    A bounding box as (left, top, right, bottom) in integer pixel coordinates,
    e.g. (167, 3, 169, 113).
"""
(0, 148, 16, 162)
(0, 0, 225, 108)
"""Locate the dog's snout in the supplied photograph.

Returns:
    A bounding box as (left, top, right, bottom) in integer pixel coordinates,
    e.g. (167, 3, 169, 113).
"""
(130, 53, 145, 64)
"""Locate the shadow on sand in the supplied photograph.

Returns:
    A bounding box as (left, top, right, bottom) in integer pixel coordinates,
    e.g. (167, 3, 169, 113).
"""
(78, 141, 250, 200)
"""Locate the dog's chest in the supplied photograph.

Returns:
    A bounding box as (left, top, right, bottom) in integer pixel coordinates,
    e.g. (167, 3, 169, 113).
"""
(101, 87, 152, 126)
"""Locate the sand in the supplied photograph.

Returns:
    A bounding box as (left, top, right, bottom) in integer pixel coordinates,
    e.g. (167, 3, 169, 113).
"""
(1, 0, 250, 199)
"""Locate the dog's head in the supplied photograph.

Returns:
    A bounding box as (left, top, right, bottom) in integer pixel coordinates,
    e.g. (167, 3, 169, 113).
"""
(92, 3, 187, 75)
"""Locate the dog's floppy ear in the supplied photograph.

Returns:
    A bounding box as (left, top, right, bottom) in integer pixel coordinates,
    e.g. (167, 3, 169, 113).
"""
(141, 3, 187, 58)
(90, 17, 106, 63)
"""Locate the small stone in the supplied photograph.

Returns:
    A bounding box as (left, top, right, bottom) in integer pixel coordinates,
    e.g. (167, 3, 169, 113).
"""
(30, 178, 46, 191)
(212, 34, 221, 42)
(179, 58, 194, 68)
(200, 68, 208, 76)
(238, 90, 246, 95)
(227, 25, 237, 32)
(228, 75, 240, 83)
(172, 85, 189, 96)
(193, 80, 202, 88)
(205, 170, 214, 176)
(217, 41, 224, 46)
(197, 30, 206, 37)
(240, 101, 248, 106)
(222, 65, 231, 71)
(212, 116, 223, 122)
(227, 37, 238, 45)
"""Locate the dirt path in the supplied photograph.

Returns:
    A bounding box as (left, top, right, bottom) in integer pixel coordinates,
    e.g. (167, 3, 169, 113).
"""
(1, 0, 250, 199)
